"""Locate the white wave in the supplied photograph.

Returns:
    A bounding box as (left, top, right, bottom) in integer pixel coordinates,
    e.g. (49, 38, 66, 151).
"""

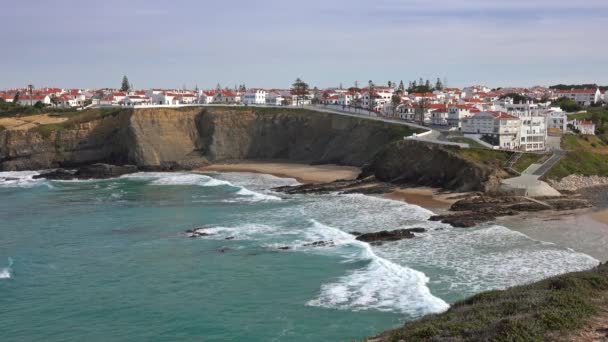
(123, 172, 283, 202)
(304, 220, 449, 316)
(191, 224, 291, 240)
(235, 188, 282, 202)
(376, 224, 600, 298)
(0, 171, 47, 188)
(0, 258, 13, 280)
(123, 172, 233, 187)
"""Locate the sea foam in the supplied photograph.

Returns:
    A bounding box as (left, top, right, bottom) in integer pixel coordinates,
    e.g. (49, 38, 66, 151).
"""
(0, 171, 47, 188)
(303, 220, 449, 315)
(123, 172, 282, 202)
(0, 258, 13, 280)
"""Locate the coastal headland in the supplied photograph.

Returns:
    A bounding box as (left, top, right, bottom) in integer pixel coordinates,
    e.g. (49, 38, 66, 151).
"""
(2, 106, 608, 340)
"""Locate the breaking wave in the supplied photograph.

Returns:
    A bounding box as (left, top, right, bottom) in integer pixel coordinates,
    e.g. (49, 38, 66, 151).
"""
(122, 172, 282, 202)
(0, 171, 48, 188)
(303, 220, 449, 315)
(0, 258, 13, 279)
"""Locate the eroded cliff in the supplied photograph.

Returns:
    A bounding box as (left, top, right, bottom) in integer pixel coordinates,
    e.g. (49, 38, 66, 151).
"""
(0, 107, 503, 191)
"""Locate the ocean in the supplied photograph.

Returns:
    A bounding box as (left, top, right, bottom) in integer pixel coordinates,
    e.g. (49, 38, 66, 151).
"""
(0, 171, 599, 341)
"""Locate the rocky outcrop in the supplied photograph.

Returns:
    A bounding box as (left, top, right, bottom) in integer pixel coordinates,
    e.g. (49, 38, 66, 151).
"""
(550, 174, 608, 192)
(354, 228, 426, 243)
(34, 163, 138, 180)
(360, 140, 505, 192)
(431, 195, 592, 228)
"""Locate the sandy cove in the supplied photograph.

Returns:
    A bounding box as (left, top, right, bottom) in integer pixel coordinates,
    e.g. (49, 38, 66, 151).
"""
(199, 161, 465, 211)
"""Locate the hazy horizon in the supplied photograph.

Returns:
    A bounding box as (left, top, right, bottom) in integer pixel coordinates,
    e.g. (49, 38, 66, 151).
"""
(3, 0, 608, 89)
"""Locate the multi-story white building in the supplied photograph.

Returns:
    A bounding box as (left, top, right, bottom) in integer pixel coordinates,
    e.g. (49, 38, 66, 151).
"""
(462, 111, 521, 150)
(447, 104, 476, 128)
(518, 115, 547, 151)
(555, 88, 601, 106)
(545, 110, 568, 132)
(430, 107, 449, 126)
(242, 89, 267, 105)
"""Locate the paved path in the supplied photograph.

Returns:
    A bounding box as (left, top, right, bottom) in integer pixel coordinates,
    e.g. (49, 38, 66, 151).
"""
(532, 151, 566, 177)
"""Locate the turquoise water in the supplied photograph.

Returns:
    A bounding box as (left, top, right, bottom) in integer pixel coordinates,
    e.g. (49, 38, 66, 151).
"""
(0, 171, 599, 341)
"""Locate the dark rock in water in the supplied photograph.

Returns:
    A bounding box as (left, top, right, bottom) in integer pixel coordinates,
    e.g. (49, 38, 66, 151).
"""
(303, 240, 335, 248)
(277, 246, 291, 250)
(217, 247, 230, 253)
(355, 228, 426, 243)
(33, 164, 138, 180)
(33, 169, 76, 180)
(1, 177, 20, 181)
(75, 163, 138, 179)
(370, 241, 384, 246)
(225, 236, 235, 240)
(350, 231, 363, 236)
(185, 228, 213, 238)
(273, 176, 394, 196)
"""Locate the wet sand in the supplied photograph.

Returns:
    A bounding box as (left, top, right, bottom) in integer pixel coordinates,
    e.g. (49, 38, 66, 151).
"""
(384, 188, 468, 211)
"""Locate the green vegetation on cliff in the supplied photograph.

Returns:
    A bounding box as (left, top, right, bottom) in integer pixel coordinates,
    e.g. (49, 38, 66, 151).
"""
(512, 153, 547, 173)
(452, 147, 511, 169)
(545, 150, 608, 180)
(373, 263, 608, 342)
(0, 101, 74, 118)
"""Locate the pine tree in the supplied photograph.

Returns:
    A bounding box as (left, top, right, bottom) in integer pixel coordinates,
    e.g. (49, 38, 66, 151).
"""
(291, 78, 310, 106)
(435, 78, 444, 91)
(425, 79, 431, 90)
(121, 75, 130, 92)
(398, 80, 405, 92)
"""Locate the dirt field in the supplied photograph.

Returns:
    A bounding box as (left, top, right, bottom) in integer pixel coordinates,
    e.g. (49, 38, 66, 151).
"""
(0, 114, 68, 130)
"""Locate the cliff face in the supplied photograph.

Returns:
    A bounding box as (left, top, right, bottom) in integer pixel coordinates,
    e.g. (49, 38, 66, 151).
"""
(0, 107, 501, 191)
(362, 140, 504, 192)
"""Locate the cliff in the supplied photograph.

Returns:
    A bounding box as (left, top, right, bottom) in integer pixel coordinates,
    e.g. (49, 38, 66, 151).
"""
(0, 107, 503, 191)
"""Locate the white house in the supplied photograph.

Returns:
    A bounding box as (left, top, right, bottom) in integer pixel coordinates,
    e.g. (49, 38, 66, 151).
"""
(266, 91, 285, 106)
(242, 89, 267, 105)
(570, 119, 596, 135)
(447, 104, 476, 128)
(17, 95, 51, 106)
(430, 107, 449, 126)
(199, 91, 215, 104)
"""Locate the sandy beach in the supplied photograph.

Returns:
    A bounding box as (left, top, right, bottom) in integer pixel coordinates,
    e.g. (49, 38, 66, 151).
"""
(384, 187, 467, 211)
(199, 161, 360, 184)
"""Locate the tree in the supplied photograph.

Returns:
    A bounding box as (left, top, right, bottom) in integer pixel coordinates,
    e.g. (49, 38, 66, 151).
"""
(398, 80, 405, 93)
(391, 94, 402, 116)
(34, 101, 44, 109)
(121, 75, 131, 92)
(425, 79, 431, 90)
(291, 78, 310, 106)
(13, 92, 20, 103)
(435, 78, 444, 91)
(554, 97, 581, 112)
(414, 98, 430, 124)
(388, 81, 392, 88)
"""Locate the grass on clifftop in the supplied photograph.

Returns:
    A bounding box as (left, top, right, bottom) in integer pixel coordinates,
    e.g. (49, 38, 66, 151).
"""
(453, 148, 511, 169)
(447, 137, 488, 149)
(374, 263, 608, 342)
(32, 108, 130, 138)
(545, 150, 608, 180)
(512, 153, 547, 173)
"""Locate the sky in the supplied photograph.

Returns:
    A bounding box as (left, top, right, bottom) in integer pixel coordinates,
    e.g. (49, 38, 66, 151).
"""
(2, 0, 608, 89)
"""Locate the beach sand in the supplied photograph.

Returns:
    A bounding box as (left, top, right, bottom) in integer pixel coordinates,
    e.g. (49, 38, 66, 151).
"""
(199, 161, 361, 184)
(384, 188, 467, 211)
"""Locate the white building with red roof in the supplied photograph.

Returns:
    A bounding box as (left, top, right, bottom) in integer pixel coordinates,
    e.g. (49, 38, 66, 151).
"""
(555, 88, 601, 106)
(462, 111, 521, 149)
(242, 89, 267, 105)
(570, 119, 596, 135)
